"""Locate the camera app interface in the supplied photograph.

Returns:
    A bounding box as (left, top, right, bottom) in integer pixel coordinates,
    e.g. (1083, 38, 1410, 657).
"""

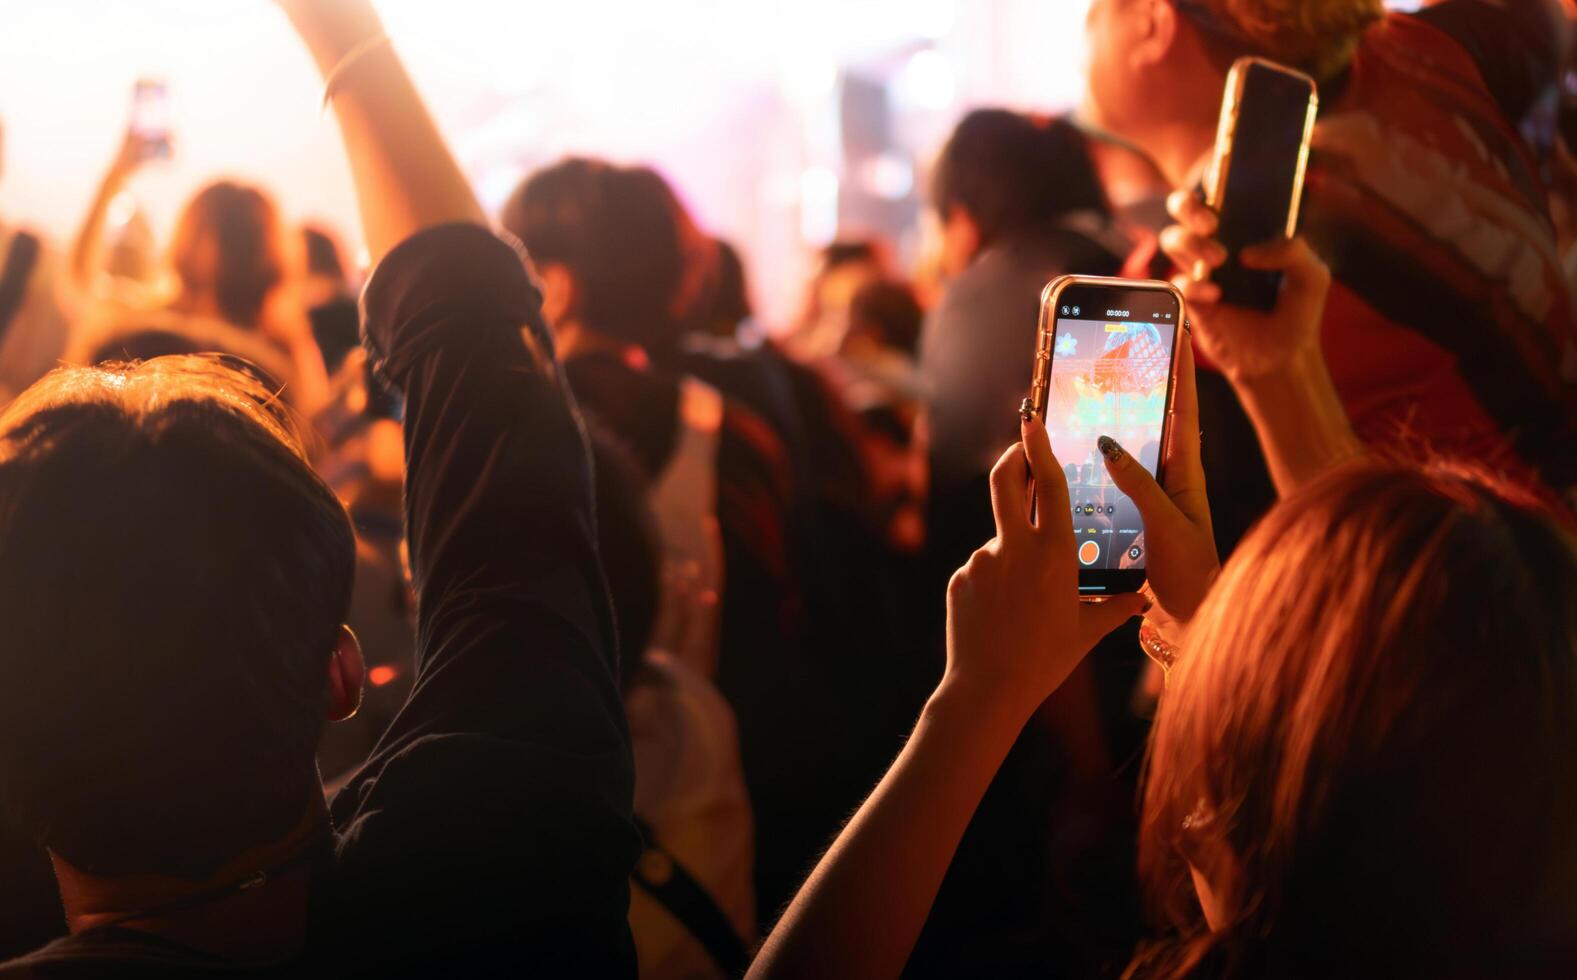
(1045, 299, 1177, 577)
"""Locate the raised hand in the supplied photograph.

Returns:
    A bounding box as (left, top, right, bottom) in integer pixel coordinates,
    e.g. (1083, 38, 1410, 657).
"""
(1158, 189, 1361, 496)
(1160, 189, 1330, 383)
(943, 417, 1147, 718)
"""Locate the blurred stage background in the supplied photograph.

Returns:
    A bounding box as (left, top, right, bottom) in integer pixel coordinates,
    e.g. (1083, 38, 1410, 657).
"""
(0, 0, 1419, 326)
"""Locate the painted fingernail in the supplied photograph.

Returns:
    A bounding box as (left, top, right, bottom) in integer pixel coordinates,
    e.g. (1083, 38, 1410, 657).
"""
(1098, 435, 1125, 463)
(1019, 397, 1035, 422)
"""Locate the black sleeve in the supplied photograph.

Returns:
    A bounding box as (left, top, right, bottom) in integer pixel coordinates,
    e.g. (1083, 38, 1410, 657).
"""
(1414, 0, 1566, 127)
(334, 224, 638, 974)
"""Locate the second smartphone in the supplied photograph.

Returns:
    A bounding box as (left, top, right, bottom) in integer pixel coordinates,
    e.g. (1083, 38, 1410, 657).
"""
(1027, 275, 1185, 597)
(1204, 56, 1318, 310)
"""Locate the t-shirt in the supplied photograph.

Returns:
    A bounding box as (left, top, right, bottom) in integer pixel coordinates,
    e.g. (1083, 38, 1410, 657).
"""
(0, 224, 642, 976)
(625, 652, 755, 980)
(919, 228, 1124, 492)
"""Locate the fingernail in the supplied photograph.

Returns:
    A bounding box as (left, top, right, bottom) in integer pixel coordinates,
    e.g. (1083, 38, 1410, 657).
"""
(1019, 397, 1035, 423)
(1098, 435, 1125, 463)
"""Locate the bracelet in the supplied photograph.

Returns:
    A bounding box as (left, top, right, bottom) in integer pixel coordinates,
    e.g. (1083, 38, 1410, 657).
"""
(1138, 618, 1182, 675)
(322, 33, 392, 108)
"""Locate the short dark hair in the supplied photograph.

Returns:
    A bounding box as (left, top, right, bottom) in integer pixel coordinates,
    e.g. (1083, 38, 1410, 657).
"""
(0, 356, 355, 878)
(818, 240, 882, 275)
(848, 279, 924, 357)
(682, 238, 753, 340)
(503, 158, 689, 352)
(302, 225, 347, 284)
(931, 111, 1110, 247)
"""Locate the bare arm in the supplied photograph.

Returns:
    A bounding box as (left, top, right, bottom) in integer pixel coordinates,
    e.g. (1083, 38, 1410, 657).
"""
(68, 134, 142, 295)
(274, 0, 486, 263)
(1232, 342, 1361, 495)
(748, 682, 1025, 980)
(749, 425, 1145, 980)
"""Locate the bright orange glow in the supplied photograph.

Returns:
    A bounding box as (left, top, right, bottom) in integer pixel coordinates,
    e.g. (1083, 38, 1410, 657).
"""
(368, 665, 399, 687)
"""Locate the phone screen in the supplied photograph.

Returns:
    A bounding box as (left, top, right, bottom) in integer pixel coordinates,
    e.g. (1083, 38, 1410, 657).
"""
(1210, 60, 1315, 309)
(130, 78, 171, 160)
(1040, 283, 1180, 594)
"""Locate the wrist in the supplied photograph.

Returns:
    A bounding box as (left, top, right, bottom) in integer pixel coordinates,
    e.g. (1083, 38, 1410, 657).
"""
(927, 672, 1041, 736)
(1235, 346, 1362, 491)
(1228, 342, 1323, 396)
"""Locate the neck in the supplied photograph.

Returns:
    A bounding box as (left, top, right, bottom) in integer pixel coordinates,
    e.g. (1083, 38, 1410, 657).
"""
(53, 796, 329, 961)
(1148, 116, 1217, 189)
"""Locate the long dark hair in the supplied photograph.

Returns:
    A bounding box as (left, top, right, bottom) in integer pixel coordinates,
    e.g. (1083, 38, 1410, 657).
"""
(1132, 460, 1577, 979)
(168, 180, 289, 330)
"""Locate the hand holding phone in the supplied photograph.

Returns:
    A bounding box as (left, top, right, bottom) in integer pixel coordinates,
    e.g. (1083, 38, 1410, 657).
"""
(942, 425, 1148, 719)
(1203, 57, 1317, 310)
(1161, 190, 1330, 382)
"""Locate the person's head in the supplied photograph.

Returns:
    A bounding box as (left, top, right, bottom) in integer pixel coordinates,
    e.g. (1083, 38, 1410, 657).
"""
(930, 111, 1109, 277)
(683, 238, 753, 341)
(87, 327, 207, 365)
(1084, 0, 1382, 183)
(0, 356, 361, 882)
(302, 221, 349, 287)
(168, 180, 293, 330)
(502, 158, 691, 355)
(791, 239, 890, 356)
(586, 426, 661, 692)
(1137, 461, 1577, 978)
(844, 278, 923, 359)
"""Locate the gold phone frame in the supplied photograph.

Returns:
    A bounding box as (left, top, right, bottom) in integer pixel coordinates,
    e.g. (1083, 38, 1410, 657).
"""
(1028, 275, 1188, 430)
(1203, 56, 1319, 237)
(1027, 275, 1188, 597)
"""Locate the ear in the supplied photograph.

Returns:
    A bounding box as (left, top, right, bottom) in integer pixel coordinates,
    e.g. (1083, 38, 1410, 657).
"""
(1131, 0, 1179, 69)
(326, 625, 365, 723)
(535, 262, 580, 331)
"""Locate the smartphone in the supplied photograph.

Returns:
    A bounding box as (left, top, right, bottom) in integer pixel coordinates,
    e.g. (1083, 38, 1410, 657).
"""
(130, 78, 172, 161)
(1203, 57, 1317, 310)
(1028, 276, 1185, 597)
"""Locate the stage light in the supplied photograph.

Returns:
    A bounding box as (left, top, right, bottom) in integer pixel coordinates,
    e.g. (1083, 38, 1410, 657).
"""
(799, 166, 839, 246)
(863, 152, 914, 201)
(894, 48, 955, 111)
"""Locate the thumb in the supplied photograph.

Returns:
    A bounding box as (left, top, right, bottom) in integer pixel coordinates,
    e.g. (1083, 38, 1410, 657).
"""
(1077, 591, 1148, 646)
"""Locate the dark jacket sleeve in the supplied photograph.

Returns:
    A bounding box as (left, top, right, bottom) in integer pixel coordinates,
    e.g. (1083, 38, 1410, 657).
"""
(331, 224, 638, 975)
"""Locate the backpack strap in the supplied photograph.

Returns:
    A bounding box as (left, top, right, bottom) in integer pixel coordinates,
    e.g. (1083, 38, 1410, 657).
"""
(631, 815, 750, 978)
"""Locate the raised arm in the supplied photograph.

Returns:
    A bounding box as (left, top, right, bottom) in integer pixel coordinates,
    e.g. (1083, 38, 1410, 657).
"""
(274, 0, 486, 261)
(67, 133, 143, 295)
(749, 425, 1144, 980)
(277, 3, 637, 969)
